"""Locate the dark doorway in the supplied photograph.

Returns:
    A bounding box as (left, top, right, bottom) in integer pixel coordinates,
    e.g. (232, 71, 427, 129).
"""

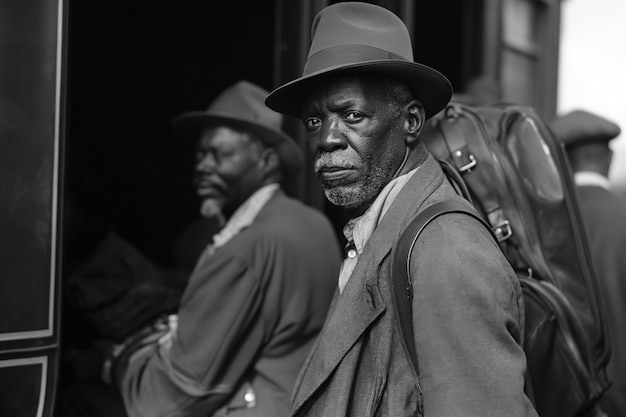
(59, 0, 277, 404)
(64, 0, 277, 266)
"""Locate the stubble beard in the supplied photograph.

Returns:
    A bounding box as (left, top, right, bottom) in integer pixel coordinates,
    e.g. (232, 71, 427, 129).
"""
(320, 153, 401, 213)
(200, 198, 226, 227)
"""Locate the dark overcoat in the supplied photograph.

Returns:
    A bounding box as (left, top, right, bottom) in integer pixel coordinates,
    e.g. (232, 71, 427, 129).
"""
(576, 185, 626, 417)
(291, 155, 538, 417)
(117, 190, 342, 417)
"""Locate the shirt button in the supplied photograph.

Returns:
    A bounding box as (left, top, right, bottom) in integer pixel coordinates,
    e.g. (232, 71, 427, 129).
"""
(347, 248, 357, 259)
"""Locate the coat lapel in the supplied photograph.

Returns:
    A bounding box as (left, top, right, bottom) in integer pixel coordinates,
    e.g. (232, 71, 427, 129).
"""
(292, 155, 446, 414)
(291, 253, 386, 413)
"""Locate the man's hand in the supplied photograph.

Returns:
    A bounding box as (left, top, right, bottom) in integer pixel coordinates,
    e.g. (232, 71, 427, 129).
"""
(102, 314, 177, 386)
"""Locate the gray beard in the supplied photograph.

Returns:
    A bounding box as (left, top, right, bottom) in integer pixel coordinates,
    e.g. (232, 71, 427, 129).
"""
(321, 161, 394, 212)
(200, 199, 226, 227)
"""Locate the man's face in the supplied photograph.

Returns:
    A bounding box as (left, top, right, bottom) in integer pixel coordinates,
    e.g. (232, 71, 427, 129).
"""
(302, 76, 408, 214)
(193, 126, 265, 220)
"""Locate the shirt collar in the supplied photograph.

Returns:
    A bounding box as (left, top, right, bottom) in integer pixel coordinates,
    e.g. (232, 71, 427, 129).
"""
(343, 166, 420, 255)
(211, 183, 280, 250)
(574, 171, 611, 190)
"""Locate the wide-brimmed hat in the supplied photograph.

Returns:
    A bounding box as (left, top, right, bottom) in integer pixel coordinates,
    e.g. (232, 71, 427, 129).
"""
(265, 2, 452, 119)
(172, 80, 303, 174)
(550, 110, 621, 149)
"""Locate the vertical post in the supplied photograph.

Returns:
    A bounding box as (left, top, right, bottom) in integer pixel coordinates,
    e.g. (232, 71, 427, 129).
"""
(540, 0, 561, 121)
(482, 0, 502, 80)
(272, 0, 328, 207)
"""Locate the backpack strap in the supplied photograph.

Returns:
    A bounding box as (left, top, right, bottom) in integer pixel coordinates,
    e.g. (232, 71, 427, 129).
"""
(391, 199, 497, 377)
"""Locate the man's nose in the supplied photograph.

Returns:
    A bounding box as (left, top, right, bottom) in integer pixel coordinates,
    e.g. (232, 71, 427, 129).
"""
(195, 153, 216, 172)
(317, 119, 347, 152)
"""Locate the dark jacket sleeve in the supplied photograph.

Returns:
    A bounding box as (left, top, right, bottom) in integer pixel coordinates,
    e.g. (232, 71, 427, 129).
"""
(116, 250, 266, 417)
(410, 213, 537, 416)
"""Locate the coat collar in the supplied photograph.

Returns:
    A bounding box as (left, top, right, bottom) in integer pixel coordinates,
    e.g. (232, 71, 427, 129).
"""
(291, 153, 445, 414)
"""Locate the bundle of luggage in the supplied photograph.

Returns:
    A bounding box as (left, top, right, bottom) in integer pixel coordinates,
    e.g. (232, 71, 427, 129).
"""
(394, 102, 611, 417)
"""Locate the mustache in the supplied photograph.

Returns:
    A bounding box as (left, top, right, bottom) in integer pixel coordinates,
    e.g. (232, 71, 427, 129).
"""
(193, 173, 226, 189)
(313, 153, 357, 172)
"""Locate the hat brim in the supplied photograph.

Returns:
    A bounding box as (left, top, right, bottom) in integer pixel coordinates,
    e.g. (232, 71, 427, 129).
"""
(172, 112, 303, 175)
(265, 60, 453, 120)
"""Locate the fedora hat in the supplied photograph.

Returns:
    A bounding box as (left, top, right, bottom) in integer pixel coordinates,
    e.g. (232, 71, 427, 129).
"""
(550, 110, 621, 149)
(172, 80, 303, 174)
(265, 2, 453, 119)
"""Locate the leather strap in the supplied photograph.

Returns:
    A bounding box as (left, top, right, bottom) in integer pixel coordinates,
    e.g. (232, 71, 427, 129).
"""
(439, 105, 476, 173)
(438, 159, 473, 204)
(391, 199, 496, 378)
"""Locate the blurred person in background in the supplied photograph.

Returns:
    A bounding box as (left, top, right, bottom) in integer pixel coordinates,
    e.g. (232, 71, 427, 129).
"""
(551, 109, 626, 416)
(60, 80, 341, 417)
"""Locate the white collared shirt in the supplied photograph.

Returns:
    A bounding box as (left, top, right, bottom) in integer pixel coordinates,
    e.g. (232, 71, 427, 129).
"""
(338, 167, 419, 293)
(196, 183, 280, 264)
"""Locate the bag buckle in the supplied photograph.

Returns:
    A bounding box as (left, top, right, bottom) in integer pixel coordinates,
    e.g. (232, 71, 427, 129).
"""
(493, 220, 512, 242)
(458, 154, 477, 172)
(453, 149, 477, 173)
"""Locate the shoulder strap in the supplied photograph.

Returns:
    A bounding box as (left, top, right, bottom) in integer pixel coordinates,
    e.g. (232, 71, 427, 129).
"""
(391, 199, 496, 377)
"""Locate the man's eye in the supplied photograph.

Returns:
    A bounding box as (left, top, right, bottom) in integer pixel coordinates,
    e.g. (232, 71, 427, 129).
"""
(345, 112, 364, 122)
(196, 150, 218, 164)
(195, 151, 207, 162)
(216, 149, 235, 160)
(304, 118, 321, 129)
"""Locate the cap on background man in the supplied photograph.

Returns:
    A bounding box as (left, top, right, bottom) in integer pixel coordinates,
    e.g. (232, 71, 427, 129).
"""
(550, 109, 621, 149)
(550, 109, 621, 183)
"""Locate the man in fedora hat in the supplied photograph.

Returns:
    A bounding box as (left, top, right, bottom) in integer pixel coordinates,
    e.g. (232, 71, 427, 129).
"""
(266, 3, 537, 416)
(551, 109, 626, 416)
(91, 80, 341, 417)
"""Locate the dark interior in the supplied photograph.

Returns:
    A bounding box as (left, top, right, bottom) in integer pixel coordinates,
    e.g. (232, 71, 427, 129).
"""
(64, 0, 277, 270)
(60, 0, 278, 397)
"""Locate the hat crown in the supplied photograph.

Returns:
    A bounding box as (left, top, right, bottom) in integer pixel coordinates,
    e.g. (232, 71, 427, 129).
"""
(172, 80, 303, 175)
(207, 80, 283, 132)
(265, 2, 452, 120)
(308, 2, 413, 63)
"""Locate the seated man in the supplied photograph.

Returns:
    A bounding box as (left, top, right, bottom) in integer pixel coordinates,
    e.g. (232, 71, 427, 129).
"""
(61, 80, 341, 417)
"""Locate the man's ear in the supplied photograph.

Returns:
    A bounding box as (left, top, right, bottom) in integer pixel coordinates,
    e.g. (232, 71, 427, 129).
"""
(260, 147, 281, 177)
(404, 100, 425, 146)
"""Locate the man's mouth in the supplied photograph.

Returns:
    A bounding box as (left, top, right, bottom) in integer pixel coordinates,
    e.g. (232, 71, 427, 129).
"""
(195, 178, 225, 197)
(316, 166, 357, 182)
(197, 187, 221, 197)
